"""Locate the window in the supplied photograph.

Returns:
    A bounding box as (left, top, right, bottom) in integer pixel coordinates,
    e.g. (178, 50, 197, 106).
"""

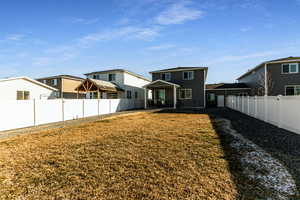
(93, 74, 99, 79)
(183, 71, 194, 80)
(135, 91, 138, 99)
(179, 89, 192, 99)
(17, 91, 30, 100)
(285, 85, 300, 96)
(42, 80, 47, 84)
(161, 73, 171, 81)
(51, 79, 58, 86)
(282, 63, 299, 74)
(127, 90, 132, 99)
(109, 74, 116, 81)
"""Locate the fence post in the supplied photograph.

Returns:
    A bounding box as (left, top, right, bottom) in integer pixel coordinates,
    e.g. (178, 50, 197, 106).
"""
(278, 95, 282, 128)
(98, 99, 100, 116)
(254, 96, 257, 118)
(264, 96, 268, 122)
(33, 99, 36, 126)
(62, 99, 65, 121)
(82, 99, 85, 118)
(109, 99, 112, 113)
(241, 96, 244, 113)
(247, 96, 250, 115)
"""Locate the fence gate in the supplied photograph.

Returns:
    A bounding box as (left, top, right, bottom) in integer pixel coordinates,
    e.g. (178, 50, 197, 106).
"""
(217, 95, 225, 107)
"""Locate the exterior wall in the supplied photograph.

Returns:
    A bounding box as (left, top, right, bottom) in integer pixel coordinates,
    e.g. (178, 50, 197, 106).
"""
(152, 70, 206, 108)
(0, 79, 56, 100)
(86, 71, 150, 100)
(239, 62, 300, 96)
(238, 66, 265, 95)
(37, 77, 84, 99)
(267, 62, 300, 96)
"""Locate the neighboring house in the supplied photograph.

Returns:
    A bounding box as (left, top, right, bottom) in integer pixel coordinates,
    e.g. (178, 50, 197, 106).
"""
(206, 83, 250, 107)
(237, 56, 300, 96)
(83, 69, 151, 99)
(0, 77, 58, 100)
(144, 67, 208, 108)
(36, 75, 85, 99)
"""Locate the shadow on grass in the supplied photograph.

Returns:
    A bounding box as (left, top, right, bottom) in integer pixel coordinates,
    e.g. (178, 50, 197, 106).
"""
(155, 108, 300, 199)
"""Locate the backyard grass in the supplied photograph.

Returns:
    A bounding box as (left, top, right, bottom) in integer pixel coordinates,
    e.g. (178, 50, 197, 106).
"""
(0, 112, 238, 200)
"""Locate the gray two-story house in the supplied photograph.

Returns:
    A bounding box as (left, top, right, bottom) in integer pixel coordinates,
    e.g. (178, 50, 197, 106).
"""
(237, 57, 300, 96)
(144, 67, 208, 108)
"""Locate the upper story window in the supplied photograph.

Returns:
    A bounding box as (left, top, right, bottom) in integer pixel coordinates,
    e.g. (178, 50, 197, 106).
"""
(126, 90, 132, 99)
(109, 73, 116, 81)
(182, 71, 194, 80)
(93, 74, 100, 79)
(285, 85, 300, 96)
(282, 63, 299, 74)
(51, 79, 58, 86)
(161, 73, 171, 81)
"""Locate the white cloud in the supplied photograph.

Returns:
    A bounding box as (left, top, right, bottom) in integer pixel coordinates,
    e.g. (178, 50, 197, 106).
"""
(5, 34, 25, 41)
(147, 44, 175, 50)
(240, 26, 252, 32)
(206, 51, 281, 65)
(155, 1, 203, 25)
(78, 26, 161, 45)
(67, 17, 100, 25)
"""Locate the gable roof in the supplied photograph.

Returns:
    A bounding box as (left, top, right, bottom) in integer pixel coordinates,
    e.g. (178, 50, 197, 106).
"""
(0, 77, 58, 91)
(206, 83, 250, 90)
(84, 69, 151, 82)
(36, 74, 84, 81)
(143, 79, 180, 88)
(76, 78, 124, 92)
(237, 56, 300, 80)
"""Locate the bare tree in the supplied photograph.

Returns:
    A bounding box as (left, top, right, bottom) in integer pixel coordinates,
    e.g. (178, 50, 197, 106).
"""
(253, 72, 274, 96)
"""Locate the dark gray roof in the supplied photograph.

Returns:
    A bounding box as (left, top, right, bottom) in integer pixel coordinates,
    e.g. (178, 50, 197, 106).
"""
(206, 83, 250, 90)
(150, 67, 208, 73)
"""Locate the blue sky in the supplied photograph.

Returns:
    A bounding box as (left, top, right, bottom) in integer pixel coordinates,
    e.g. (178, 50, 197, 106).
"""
(0, 0, 300, 83)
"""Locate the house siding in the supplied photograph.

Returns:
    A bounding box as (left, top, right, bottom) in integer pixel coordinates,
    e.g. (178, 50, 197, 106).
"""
(238, 62, 300, 96)
(267, 62, 300, 95)
(152, 70, 206, 108)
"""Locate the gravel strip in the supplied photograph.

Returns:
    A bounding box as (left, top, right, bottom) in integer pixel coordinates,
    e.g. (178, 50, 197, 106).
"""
(206, 108, 300, 196)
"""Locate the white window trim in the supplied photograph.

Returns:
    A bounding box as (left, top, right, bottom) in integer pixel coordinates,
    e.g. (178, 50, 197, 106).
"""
(285, 85, 300, 96)
(281, 63, 299, 74)
(52, 79, 58, 86)
(179, 88, 192, 100)
(161, 73, 171, 81)
(182, 71, 194, 80)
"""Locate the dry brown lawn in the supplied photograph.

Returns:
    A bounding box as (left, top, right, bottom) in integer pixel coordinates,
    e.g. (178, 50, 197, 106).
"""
(0, 112, 238, 200)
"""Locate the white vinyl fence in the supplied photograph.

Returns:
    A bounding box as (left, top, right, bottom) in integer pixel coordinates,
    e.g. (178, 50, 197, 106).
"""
(0, 99, 144, 132)
(226, 95, 300, 135)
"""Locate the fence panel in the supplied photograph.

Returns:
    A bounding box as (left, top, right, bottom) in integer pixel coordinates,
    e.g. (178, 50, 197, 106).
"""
(64, 100, 84, 120)
(84, 100, 99, 117)
(226, 95, 300, 135)
(0, 100, 34, 131)
(266, 96, 279, 125)
(35, 100, 62, 125)
(280, 96, 300, 134)
(98, 99, 110, 115)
